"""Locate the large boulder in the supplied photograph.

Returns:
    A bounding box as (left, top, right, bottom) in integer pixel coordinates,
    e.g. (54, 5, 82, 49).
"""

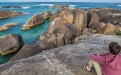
(95, 10, 121, 26)
(74, 8, 87, 30)
(41, 17, 78, 45)
(0, 26, 9, 32)
(9, 43, 42, 62)
(88, 13, 99, 27)
(90, 22, 106, 34)
(41, 11, 52, 19)
(50, 10, 61, 23)
(9, 34, 58, 62)
(63, 12, 74, 24)
(22, 14, 44, 30)
(0, 34, 24, 56)
(0, 10, 22, 20)
(103, 23, 116, 34)
(1, 34, 121, 75)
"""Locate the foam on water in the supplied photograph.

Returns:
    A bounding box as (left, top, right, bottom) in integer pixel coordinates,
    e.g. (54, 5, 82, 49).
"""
(34, 4, 53, 7)
(117, 5, 121, 6)
(22, 6, 30, 9)
(69, 5, 76, 9)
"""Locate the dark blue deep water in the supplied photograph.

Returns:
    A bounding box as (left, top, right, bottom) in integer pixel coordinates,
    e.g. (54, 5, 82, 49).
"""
(0, 2, 121, 64)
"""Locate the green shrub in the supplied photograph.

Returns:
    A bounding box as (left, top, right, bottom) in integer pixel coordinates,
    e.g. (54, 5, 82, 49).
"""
(116, 31, 121, 35)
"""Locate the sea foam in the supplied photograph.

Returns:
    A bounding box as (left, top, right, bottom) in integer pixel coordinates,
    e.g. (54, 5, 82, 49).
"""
(117, 5, 121, 6)
(22, 6, 30, 9)
(69, 5, 76, 9)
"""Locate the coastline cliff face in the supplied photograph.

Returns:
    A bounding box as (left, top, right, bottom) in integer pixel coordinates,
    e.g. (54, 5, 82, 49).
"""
(1, 34, 121, 75)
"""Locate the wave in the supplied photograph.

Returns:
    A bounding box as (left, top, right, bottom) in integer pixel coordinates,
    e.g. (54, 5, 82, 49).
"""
(22, 11, 30, 14)
(80, 7, 91, 9)
(69, 5, 76, 9)
(34, 4, 53, 7)
(117, 5, 121, 6)
(22, 6, 30, 9)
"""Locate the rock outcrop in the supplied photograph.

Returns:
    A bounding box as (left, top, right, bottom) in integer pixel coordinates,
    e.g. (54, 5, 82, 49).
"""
(10, 17, 78, 61)
(10, 8, 121, 62)
(63, 12, 74, 24)
(88, 13, 99, 27)
(0, 26, 9, 31)
(41, 11, 52, 19)
(0, 34, 24, 56)
(95, 10, 121, 26)
(51, 4, 69, 9)
(1, 6, 22, 8)
(1, 34, 121, 75)
(0, 10, 22, 20)
(50, 10, 61, 23)
(0, 23, 19, 32)
(22, 14, 44, 30)
(74, 9, 87, 30)
(103, 23, 116, 34)
(3, 23, 19, 27)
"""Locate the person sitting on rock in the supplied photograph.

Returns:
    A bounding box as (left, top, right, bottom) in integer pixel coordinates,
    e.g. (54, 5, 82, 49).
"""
(84, 42, 121, 75)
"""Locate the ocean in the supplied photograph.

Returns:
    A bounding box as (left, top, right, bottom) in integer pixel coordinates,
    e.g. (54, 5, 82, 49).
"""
(0, 2, 121, 64)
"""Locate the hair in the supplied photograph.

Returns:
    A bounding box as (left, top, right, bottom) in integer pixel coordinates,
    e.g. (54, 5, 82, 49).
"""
(109, 42, 121, 55)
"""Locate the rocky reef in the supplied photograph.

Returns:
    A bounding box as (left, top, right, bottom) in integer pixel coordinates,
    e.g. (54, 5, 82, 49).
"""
(22, 14, 45, 30)
(22, 11, 52, 30)
(0, 23, 19, 32)
(0, 10, 23, 20)
(51, 4, 69, 9)
(1, 6, 22, 8)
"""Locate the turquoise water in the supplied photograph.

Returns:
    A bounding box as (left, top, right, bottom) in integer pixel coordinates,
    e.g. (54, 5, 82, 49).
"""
(0, 2, 121, 64)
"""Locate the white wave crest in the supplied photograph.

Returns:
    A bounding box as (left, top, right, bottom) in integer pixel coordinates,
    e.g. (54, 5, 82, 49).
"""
(23, 12, 30, 14)
(69, 5, 76, 9)
(22, 6, 30, 9)
(34, 4, 53, 7)
(81, 7, 91, 9)
(117, 5, 121, 6)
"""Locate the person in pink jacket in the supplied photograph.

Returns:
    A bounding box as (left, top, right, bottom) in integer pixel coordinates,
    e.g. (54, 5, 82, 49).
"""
(84, 42, 121, 75)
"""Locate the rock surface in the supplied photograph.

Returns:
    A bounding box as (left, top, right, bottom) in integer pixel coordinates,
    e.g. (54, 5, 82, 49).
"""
(1, 34, 121, 75)
(41, 11, 52, 19)
(95, 10, 121, 26)
(0, 23, 19, 31)
(51, 4, 69, 9)
(10, 8, 121, 61)
(3, 23, 19, 27)
(0, 10, 22, 20)
(22, 14, 44, 30)
(0, 34, 24, 56)
(10, 17, 78, 61)
(1, 6, 22, 8)
(0, 26, 9, 31)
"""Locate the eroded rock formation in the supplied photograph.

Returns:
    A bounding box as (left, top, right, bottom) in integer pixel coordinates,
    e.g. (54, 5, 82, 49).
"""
(0, 34, 24, 56)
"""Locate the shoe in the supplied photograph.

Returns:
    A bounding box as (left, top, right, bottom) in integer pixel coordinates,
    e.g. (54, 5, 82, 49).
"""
(84, 65, 91, 71)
